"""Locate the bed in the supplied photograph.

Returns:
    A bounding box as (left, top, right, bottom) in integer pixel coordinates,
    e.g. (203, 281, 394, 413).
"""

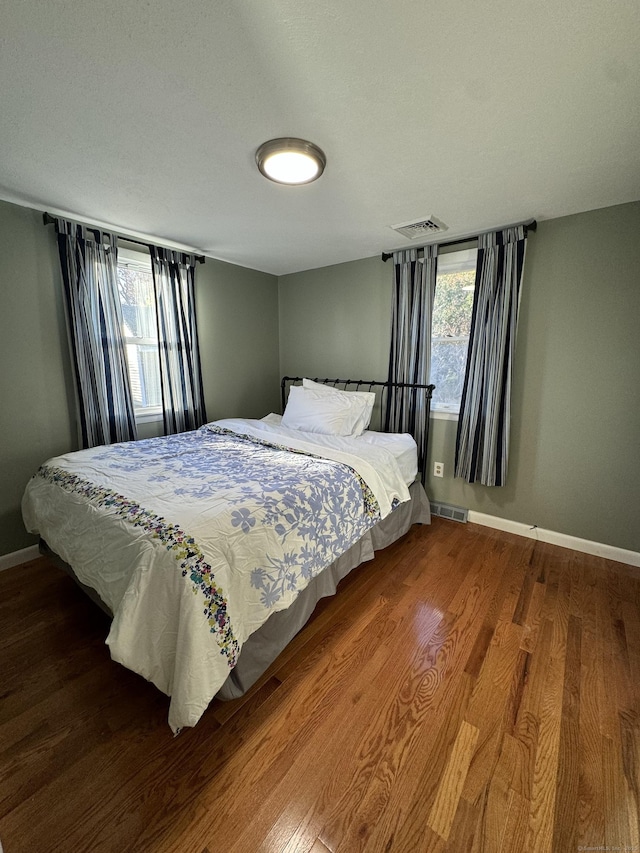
(22, 377, 434, 732)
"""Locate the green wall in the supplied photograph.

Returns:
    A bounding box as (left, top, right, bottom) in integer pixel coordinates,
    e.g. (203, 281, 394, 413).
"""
(0, 203, 76, 557)
(0, 199, 279, 557)
(279, 255, 390, 381)
(3, 197, 638, 557)
(279, 202, 640, 553)
(197, 257, 280, 421)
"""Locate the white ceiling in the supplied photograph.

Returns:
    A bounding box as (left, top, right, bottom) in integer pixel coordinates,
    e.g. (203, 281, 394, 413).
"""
(1, 0, 639, 275)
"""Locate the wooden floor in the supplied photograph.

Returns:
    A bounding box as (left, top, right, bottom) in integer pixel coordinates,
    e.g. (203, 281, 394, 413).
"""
(1, 519, 639, 852)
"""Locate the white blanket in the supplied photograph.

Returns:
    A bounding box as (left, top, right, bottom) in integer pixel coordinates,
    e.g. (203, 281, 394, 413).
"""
(22, 419, 411, 731)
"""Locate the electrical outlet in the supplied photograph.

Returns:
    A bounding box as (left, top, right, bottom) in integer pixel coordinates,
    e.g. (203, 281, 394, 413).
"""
(434, 461, 444, 478)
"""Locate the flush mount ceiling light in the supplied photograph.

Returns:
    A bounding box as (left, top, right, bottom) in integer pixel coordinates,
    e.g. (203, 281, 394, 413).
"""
(256, 138, 326, 185)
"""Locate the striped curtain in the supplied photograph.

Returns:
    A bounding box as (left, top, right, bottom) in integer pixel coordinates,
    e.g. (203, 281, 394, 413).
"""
(150, 247, 207, 435)
(55, 219, 137, 448)
(384, 245, 437, 477)
(455, 226, 528, 486)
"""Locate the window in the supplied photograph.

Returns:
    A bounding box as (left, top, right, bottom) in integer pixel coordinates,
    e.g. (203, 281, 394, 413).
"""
(430, 248, 477, 416)
(116, 248, 162, 422)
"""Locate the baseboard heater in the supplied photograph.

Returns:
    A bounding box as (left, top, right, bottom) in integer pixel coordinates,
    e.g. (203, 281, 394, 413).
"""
(430, 501, 468, 523)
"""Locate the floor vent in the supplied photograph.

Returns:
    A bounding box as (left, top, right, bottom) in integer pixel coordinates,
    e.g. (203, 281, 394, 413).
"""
(431, 501, 468, 523)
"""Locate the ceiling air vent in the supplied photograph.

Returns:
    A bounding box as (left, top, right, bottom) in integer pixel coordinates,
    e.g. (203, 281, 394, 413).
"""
(391, 216, 448, 240)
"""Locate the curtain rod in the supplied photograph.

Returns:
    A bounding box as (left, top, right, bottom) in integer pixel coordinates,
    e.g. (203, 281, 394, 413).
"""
(381, 219, 537, 262)
(42, 212, 206, 264)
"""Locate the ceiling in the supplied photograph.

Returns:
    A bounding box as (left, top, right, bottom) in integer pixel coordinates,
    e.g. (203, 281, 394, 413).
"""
(1, 0, 639, 276)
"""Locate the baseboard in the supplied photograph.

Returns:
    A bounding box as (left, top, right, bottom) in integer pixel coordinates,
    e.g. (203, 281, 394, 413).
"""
(467, 511, 640, 569)
(0, 544, 40, 572)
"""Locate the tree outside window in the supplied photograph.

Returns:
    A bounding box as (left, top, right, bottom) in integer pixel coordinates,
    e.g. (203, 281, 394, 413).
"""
(431, 249, 477, 413)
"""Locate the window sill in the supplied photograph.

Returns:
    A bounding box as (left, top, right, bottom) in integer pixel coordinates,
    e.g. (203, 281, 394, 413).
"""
(135, 409, 163, 425)
(430, 408, 459, 422)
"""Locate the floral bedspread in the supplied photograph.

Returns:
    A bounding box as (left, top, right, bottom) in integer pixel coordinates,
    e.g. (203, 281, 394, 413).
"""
(21, 421, 407, 732)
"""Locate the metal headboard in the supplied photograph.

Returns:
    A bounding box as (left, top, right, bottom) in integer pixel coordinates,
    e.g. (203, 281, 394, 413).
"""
(280, 376, 435, 483)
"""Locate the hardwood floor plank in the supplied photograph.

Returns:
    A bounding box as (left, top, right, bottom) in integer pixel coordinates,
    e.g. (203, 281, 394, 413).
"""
(595, 565, 621, 740)
(476, 773, 510, 851)
(442, 796, 480, 853)
(551, 612, 581, 853)
(428, 720, 479, 841)
(464, 553, 527, 678)
(577, 562, 606, 849)
(512, 546, 544, 626)
(520, 580, 545, 653)
(523, 546, 571, 853)
(498, 789, 529, 853)
(512, 621, 551, 803)
(620, 599, 640, 840)
(461, 621, 526, 804)
(603, 733, 632, 850)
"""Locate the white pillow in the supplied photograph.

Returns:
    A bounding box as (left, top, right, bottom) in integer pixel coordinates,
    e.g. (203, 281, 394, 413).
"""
(302, 378, 375, 436)
(282, 385, 365, 436)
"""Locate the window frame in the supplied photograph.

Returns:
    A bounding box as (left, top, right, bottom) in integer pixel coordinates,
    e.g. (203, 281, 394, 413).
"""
(429, 247, 478, 420)
(116, 246, 163, 424)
